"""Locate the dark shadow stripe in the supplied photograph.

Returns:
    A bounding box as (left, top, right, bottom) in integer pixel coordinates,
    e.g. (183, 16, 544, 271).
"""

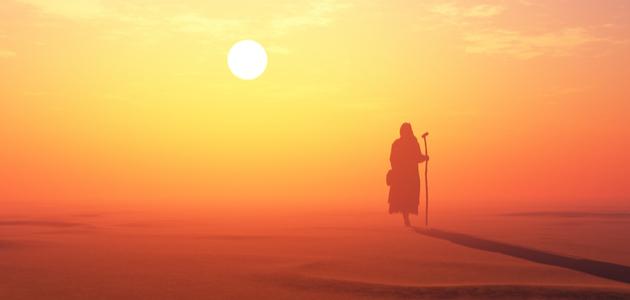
(415, 228, 630, 284)
(499, 211, 630, 218)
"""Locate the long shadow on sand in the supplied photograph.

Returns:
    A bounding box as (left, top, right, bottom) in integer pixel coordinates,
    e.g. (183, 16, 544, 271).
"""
(415, 228, 630, 284)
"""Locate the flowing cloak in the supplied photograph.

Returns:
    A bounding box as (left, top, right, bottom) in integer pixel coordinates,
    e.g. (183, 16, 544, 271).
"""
(388, 136, 423, 215)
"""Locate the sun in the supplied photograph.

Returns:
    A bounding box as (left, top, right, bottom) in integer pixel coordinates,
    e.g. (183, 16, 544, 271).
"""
(227, 40, 268, 80)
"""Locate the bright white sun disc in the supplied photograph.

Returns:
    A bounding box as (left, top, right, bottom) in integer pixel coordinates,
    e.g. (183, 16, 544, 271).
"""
(227, 40, 267, 80)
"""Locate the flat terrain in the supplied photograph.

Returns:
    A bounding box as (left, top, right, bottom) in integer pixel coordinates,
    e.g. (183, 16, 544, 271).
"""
(1, 209, 629, 299)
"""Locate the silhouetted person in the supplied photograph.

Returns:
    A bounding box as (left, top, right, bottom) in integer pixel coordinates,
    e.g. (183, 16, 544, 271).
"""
(387, 123, 428, 226)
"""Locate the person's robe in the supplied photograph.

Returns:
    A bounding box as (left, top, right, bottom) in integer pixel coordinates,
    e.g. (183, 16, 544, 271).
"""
(388, 136, 424, 214)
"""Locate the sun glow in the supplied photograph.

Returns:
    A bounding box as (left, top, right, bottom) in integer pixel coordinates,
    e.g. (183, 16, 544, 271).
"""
(227, 39, 268, 80)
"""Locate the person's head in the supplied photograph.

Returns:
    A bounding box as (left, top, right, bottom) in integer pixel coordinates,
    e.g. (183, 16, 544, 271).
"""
(399, 122, 415, 139)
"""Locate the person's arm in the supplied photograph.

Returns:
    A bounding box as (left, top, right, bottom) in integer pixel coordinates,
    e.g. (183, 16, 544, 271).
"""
(416, 140, 428, 163)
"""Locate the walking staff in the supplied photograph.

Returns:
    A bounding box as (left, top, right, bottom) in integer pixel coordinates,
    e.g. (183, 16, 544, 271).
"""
(421, 132, 429, 226)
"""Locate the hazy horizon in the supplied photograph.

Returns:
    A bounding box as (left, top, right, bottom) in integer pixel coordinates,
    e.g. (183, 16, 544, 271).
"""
(2, 0, 630, 215)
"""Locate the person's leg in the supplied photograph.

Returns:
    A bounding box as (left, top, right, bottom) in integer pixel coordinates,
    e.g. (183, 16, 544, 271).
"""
(403, 212, 410, 226)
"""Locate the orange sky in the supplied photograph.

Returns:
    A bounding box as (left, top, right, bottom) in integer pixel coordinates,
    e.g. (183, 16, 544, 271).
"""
(1, 0, 629, 215)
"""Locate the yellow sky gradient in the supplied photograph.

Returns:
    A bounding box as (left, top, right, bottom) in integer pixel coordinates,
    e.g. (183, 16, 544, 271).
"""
(1, 0, 629, 215)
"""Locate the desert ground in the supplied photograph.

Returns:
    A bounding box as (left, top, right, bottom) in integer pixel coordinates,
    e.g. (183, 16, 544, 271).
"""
(1, 208, 629, 299)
